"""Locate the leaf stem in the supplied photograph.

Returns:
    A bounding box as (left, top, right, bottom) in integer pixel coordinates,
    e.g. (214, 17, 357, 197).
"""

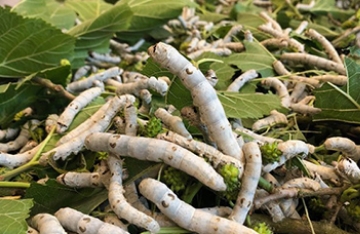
(33, 76, 75, 100)
(0, 181, 30, 188)
(0, 126, 56, 181)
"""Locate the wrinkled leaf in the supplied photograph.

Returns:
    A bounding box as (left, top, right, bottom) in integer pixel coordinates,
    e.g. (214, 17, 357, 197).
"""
(0, 199, 33, 234)
(24, 179, 107, 215)
(223, 40, 276, 77)
(0, 8, 75, 77)
(12, 0, 76, 29)
(66, 0, 112, 21)
(314, 57, 360, 124)
(0, 83, 43, 127)
(217, 91, 283, 119)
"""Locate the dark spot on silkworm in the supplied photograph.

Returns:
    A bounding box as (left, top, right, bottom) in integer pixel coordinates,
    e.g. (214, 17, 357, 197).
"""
(171, 146, 177, 151)
(240, 198, 245, 204)
(126, 104, 133, 109)
(79, 226, 86, 232)
(153, 44, 157, 53)
(92, 174, 99, 179)
(60, 174, 66, 184)
(167, 193, 175, 200)
(185, 68, 193, 75)
(116, 199, 120, 204)
(168, 155, 173, 160)
(110, 143, 116, 148)
(83, 217, 91, 223)
(101, 168, 110, 175)
(161, 200, 169, 208)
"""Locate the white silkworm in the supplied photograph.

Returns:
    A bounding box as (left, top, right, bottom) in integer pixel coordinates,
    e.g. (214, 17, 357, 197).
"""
(187, 47, 232, 59)
(113, 116, 126, 134)
(103, 214, 129, 231)
(262, 140, 309, 173)
(205, 69, 218, 87)
(302, 160, 341, 184)
(157, 131, 244, 175)
(223, 24, 243, 43)
(19, 140, 38, 153)
(294, 21, 309, 34)
(121, 71, 148, 83)
(290, 102, 321, 115)
(180, 106, 214, 146)
(256, 189, 285, 222)
(290, 82, 307, 103)
(139, 178, 258, 234)
(56, 99, 111, 146)
(272, 60, 320, 87)
(124, 101, 138, 136)
(73, 65, 92, 81)
(56, 171, 104, 188)
(281, 177, 321, 191)
(57, 87, 103, 133)
(27, 226, 39, 234)
(155, 108, 192, 140)
(0, 120, 40, 153)
(226, 69, 258, 92)
(252, 110, 288, 131)
(261, 38, 289, 49)
(116, 76, 168, 96)
(280, 53, 346, 75)
(41, 95, 135, 163)
(306, 29, 342, 64)
(84, 133, 226, 191)
(45, 114, 58, 134)
(66, 67, 122, 93)
(0, 143, 41, 168)
(261, 77, 291, 108)
(55, 207, 129, 234)
(107, 155, 160, 233)
(323, 137, 360, 161)
(138, 89, 152, 114)
(123, 182, 176, 227)
(296, 0, 315, 10)
(29, 213, 66, 234)
(259, 11, 282, 32)
(258, 23, 284, 38)
(233, 125, 282, 144)
(0, 127, 19, 141)
(229, 142, 262, 224)
(88, 51, 121, 64)
(336, 157, 360, 184)
(148, 42, 242, 159)
(310, 74, 347, 86)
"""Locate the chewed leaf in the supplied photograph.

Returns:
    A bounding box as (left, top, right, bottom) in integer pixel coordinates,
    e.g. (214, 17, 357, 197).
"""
(0, 199, 33, 234)
(223, 40, 276, 77)
(217, 91, 283, 119)
(0, 8, 75, 77)
(314, 57, 360, 124)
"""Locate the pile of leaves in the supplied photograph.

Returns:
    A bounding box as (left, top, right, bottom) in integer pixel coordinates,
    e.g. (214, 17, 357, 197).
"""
(1, 0, 360, 233)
